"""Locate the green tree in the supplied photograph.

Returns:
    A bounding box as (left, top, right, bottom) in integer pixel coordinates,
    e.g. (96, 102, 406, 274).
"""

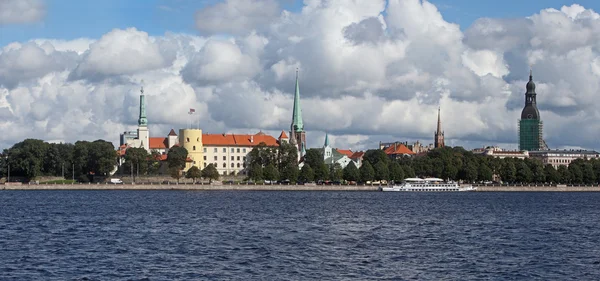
(202, 163, 220, 183)
(569, 163, 583, 184)
(544, 164, 560, 184)
(359, 161, 375, 182)
(169, 166, 182, 183)
(124, 147, 149, 182)
(532, 163, 546, 183)
(263, 163, 279, 181)
(281, 164, 299, 183)
(185, 166, 202, 183)
(459, 161, 478, 183)
(7, 139, 48, 179)
(557, 165, 570, 184)
(501, 160, 517, 183)
(402, 165, 416, 178)
(299, 164, 315, 183)
(314, 163, 329, 181)
(582, 162, 596, 184)
(515, 161, 533, 183)
(167, 146, 188, 170)
(363, 149, 390, 166)
(248, 163, 263, 181)
(304, 148, 325, 171)
(373, 161, 389, 181)
(388, 162, 405, 183)
(330, 163, 343, 181)
(477, 162, 493, 182)
(278, 142, 298, 181)
(342, 162, 360, 182)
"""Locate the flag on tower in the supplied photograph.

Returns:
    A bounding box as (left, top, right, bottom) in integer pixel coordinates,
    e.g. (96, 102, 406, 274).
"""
(189, 108, 195, 113)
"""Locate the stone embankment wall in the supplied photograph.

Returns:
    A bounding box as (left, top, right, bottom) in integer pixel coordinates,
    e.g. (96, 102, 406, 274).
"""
(475, 185, 600, 192)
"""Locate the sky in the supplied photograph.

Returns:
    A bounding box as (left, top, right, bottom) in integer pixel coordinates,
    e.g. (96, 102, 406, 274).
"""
(1, 0, 600, 152)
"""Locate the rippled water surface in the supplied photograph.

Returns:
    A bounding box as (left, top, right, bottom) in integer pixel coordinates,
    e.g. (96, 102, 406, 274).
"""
(1, 191, 600, 280)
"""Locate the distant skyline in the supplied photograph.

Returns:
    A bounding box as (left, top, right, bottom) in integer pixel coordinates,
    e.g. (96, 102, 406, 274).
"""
(1, 0, 600, 152)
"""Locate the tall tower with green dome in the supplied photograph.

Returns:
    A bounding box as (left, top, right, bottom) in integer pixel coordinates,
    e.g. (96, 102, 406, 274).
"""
(518, 70, 543, 151)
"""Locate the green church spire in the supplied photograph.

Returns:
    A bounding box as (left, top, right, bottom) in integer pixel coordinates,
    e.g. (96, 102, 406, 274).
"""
(138, 86, 148, 127)
(291, 69, 303, 132)
(324, 132, 330, 147)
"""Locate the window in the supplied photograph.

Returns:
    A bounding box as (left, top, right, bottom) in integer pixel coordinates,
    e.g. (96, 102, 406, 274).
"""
(231, 156, 234, 161)
(222, 171, 227, 175)
(197, 137, 200, 142)
(203, 156, 206, 161)
(203, 148, 207, 153)
(193, 146, 196, 151)
(193, 161, 196, 164)
(237, 163, 240, 168)
(237, 148, 240, 153)
(243, 148, 246, 153)
(214, 162, 217, 167)
(231, 163, 234, 167)
(223, 148, 226, 153)
(223, 163, 226, 168)
(223, 156, 226, 161)
(186, 138, 190, 142)
(243, 156, 246, 161)
(204, 163, 207, 168)
(237, 156, 240, 161)
(231, 148, 234, 153)
(214, 148, 217, 153)
(214, 156, 217, 161)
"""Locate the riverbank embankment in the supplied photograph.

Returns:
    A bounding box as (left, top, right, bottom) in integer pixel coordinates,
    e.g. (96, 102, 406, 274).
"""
(3, 183, 600, 191)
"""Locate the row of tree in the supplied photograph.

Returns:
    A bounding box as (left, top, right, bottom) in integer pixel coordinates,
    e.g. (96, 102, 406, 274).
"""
(247, 145, 600, 185)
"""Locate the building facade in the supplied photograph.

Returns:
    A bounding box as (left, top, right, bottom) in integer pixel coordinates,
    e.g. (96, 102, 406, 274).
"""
(120, 86, 150, 151)
(529, 150, 600, 168)
(474, 146, 530, 159)
(519, 70, 544, 151)
(201, 132, 280, 176)
(321, 133, 361, 169)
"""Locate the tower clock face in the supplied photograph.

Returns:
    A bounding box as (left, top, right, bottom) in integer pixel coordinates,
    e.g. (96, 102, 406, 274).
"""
(528, 114, 533, 119)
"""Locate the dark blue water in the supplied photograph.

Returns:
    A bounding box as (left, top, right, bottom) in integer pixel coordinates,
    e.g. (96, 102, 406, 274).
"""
(1, 191, 600, 280)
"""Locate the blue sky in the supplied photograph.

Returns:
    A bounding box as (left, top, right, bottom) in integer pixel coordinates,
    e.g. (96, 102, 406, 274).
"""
(1, 0, 598, 46)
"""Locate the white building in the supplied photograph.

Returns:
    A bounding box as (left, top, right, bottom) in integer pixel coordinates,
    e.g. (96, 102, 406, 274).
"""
(529, 149, 600, 168)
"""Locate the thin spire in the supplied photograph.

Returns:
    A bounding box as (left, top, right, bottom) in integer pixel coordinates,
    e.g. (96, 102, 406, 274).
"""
(436, 107, 442, 134)
(138, 84, 148, 127)
(529, 66, 533, 81)
(324, 132, 330, 147)
(291, 68, 304, 133)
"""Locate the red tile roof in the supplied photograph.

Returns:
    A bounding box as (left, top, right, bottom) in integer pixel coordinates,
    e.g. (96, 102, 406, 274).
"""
(350, 151, 365, 159)
(202, 133, 279, 146)
(384, 144, 415, 155)
(149, 137, 168, 149)
(336, 149, 354, 157)
(279, 130, 288, 139)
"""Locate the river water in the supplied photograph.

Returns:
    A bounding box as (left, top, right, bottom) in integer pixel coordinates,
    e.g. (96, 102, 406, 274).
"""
(1, 191, 599, 280)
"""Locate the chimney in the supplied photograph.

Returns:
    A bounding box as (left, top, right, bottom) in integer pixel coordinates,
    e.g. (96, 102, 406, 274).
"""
(250, 135, 254, 143)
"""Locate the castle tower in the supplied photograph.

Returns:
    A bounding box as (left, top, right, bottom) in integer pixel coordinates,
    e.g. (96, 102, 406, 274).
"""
(434, 107, 444, 148)
(519, 69, 543, 151)
(179, 129, 203, 171)
(290, 69, 306, 159)
(137, 86, 150, 151)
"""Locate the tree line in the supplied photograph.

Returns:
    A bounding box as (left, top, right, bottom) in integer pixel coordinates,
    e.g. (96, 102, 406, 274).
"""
(247, 145, 600, 185)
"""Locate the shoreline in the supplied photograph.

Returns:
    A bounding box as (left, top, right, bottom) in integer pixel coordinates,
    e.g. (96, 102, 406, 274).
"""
(3, 184, 600, 191)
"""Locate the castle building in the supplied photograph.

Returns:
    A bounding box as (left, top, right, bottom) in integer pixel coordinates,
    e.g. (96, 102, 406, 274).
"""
(434, 107, 444, 148)
(290, 69, 306, 161)
(519, 70, 544, 151)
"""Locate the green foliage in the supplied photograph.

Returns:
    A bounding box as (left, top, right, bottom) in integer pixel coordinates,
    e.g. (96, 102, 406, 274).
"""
(299, 164, 314, 182)
(263, 163, 279, 181)
(167, 146, 188, 170)
(342, 162, 359, 182)
(330, 163, 343, 181)
(314, 163, 329, 181)
(248, 163, 263, 181)
(388, 162, 404, 182)
(278, 142, 298, 181)
(169, 167, 182, 182)
(185, 166, 202, 182)
(544, 164, 560, 183)
(201, 163, 219, 183)
(124, 147, 149, 182)
(304, 148, 325, 171)
(501, 160, 517, 183)
(363, 149, 390, 166)
(557, 165, 570, 183)
(248, 142, 278, 168)
(359, 161, 375, 182)
(373, 161, 389, 181)
(515, 161, 533, 183)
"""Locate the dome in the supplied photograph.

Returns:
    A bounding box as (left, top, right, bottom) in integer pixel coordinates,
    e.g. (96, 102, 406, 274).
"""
(521, 105, 539, 119)
(526, 79, 535, 92)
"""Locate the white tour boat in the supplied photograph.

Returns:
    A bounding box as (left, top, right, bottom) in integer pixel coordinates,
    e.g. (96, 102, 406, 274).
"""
(380, 177, 476, 192)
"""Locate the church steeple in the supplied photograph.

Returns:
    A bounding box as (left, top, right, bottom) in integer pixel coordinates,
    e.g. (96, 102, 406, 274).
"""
(291, 68, 304, 132)
(324, 132, 330, 147)
(138, 85, 148, 127)
(434, 107, 444, 148)
(521, 68, 539, 120)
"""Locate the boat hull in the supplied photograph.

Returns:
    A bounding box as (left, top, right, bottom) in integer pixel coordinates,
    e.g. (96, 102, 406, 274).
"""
(380, 185, 476, 192)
